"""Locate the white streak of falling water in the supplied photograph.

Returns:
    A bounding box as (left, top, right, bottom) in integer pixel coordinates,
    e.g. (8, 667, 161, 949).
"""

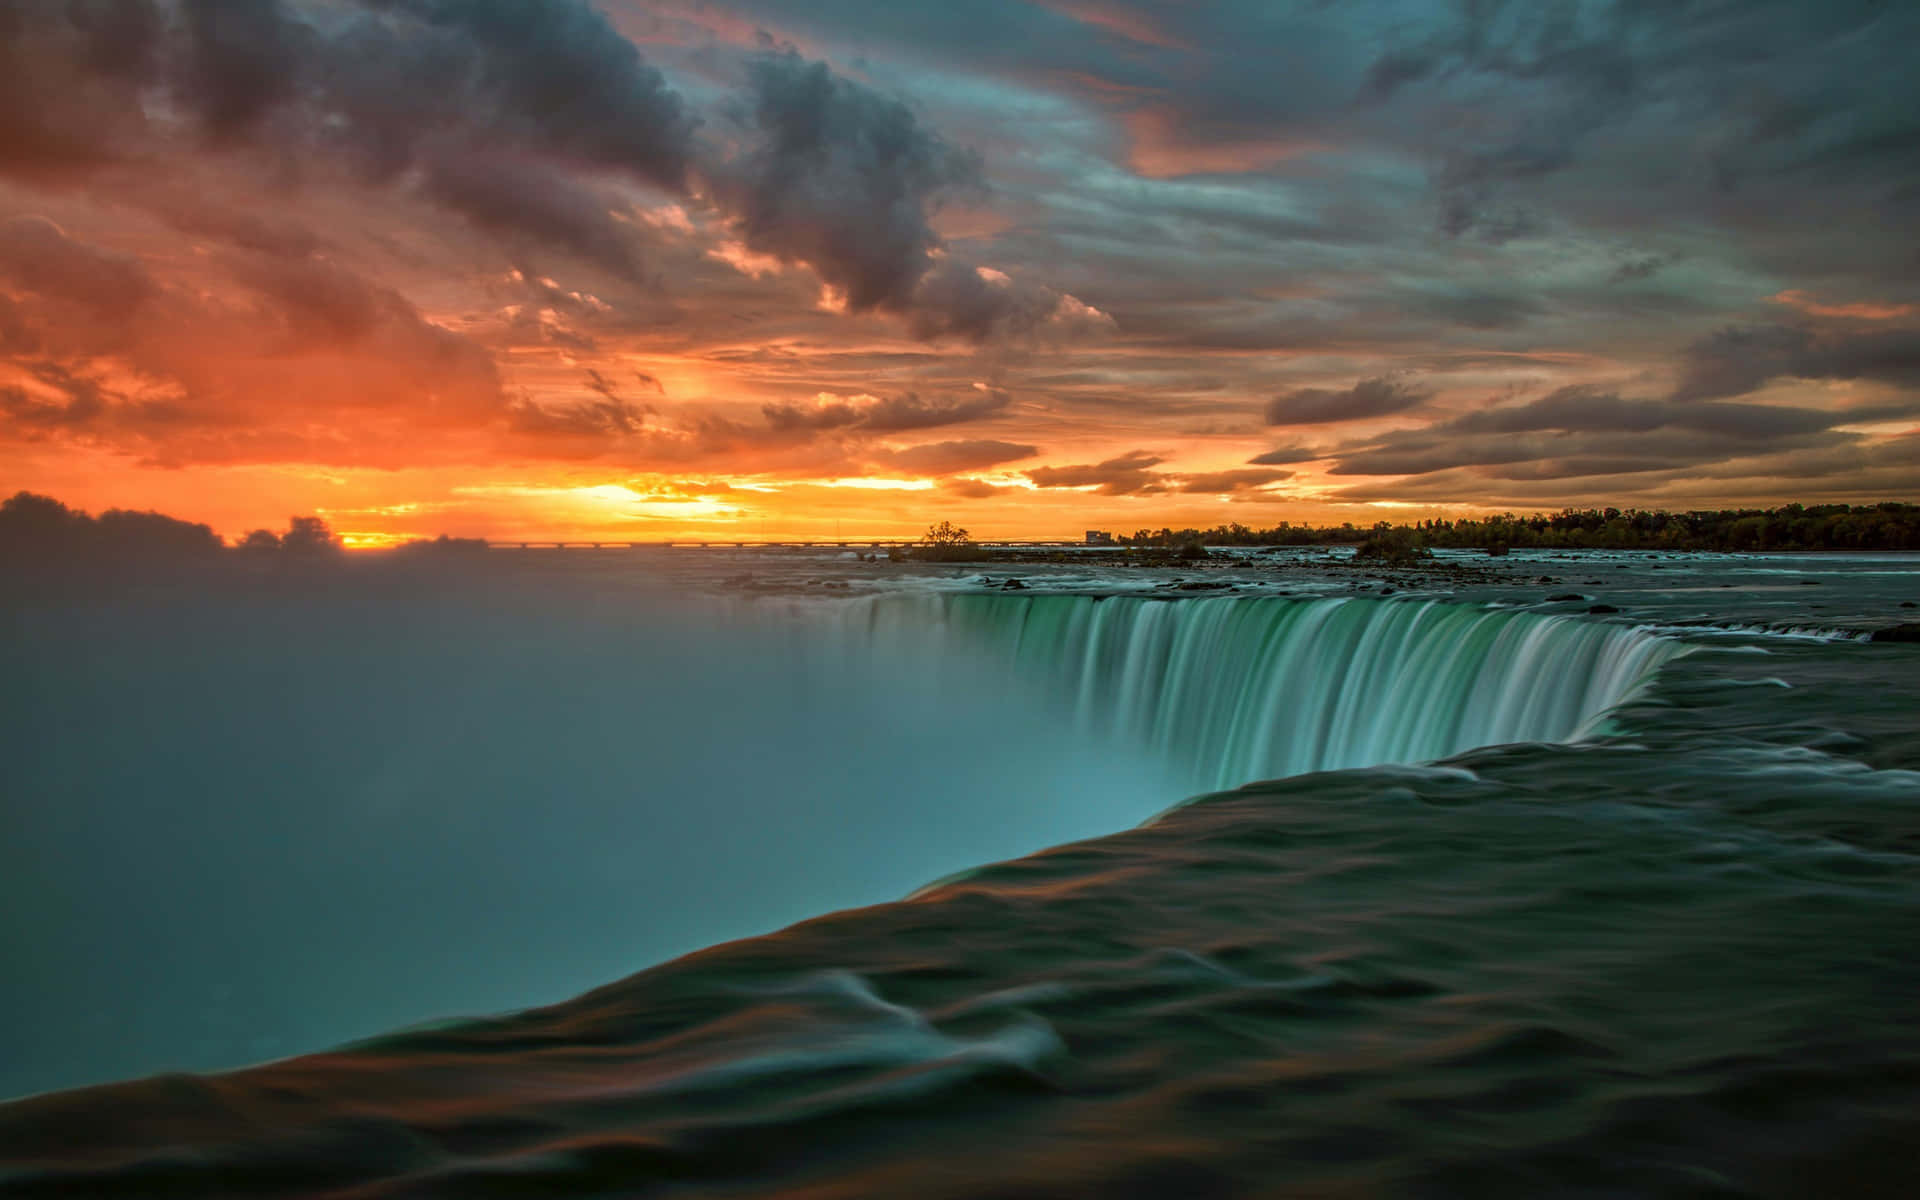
(826, 593, 1681, 791)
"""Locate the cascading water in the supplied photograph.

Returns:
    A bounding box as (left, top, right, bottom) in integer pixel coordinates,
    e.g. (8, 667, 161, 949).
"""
(843, 592, 1681, 791)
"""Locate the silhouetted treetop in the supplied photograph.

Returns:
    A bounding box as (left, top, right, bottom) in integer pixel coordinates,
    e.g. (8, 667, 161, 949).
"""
(0, 492, 343, 564)
(1, 491, 222, 563)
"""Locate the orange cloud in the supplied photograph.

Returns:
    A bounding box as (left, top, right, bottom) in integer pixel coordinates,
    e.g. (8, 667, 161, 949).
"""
(1045, 2, 1194, 51)
(1123, 109, 1322, 178)
(1768, 290, 1915, 321)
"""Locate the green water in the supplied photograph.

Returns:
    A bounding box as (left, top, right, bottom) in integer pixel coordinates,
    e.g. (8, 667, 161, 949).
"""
(3, 555, 1917, 1198)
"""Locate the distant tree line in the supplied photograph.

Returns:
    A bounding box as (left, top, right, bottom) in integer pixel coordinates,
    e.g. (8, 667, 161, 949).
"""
(1120, 503, 1920, 552)
(7, 491, 1918, 564)
(0, 491, 343, 563)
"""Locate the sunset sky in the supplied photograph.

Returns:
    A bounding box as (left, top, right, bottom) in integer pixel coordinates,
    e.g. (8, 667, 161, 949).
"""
(2, 0, 1916, 544)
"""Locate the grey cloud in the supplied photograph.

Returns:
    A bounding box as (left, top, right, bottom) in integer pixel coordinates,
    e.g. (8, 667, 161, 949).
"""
(1328, 429, 1920, 507)
(1176, 469, 1291, 494)
(0, 1, 694, 269)
(760, 399, 863, 434)
(371, 0, 693, 185)
(907, 261, 1113, 344)
(1247, 444, 1320, 466)
(420, 150, 644, 276)
(1610, 253, 1676, 284)
(178, 0, 309, 140)
(1675, 324, 1920, 400)
(860, 388, 1010, 431)
(1325, 383, 1905, 479)
(1445, 386, 1841, 439)
(761, 389, 1012, 435)
(882, 439, 1037, 475)
(1266, 376, 1427, 426)
(706, 48, 981, 313)
(1414, 288, 1543, 331)
(1026, 450, 1167, 495)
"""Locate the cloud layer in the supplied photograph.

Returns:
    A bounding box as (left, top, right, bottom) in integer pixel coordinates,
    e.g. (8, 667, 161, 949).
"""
(1, 0, 1915, 536)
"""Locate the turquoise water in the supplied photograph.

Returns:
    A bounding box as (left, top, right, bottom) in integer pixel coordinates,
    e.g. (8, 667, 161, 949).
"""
(2, 551, 1917, 1196)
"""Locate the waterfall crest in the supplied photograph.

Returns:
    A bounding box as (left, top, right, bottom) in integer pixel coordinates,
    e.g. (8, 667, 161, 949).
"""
(847, 593, 1679, 790)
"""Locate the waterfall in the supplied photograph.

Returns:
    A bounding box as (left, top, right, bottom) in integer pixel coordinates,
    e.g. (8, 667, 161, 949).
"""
(841, 593, 1680, 791)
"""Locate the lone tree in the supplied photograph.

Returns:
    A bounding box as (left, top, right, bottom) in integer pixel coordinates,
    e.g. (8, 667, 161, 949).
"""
(921, 520, 972, 547)
(913, 519, 989, 562)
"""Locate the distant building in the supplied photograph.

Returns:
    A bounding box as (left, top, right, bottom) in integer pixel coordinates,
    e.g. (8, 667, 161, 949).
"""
(1085, 529, 1115, 545)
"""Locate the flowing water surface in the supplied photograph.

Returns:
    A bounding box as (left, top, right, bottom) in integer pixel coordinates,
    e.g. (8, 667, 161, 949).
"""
(2, 549, 1917, 1196)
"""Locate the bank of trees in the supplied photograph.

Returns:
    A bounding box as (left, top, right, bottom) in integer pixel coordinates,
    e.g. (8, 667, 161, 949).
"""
(1, 491, 343, 563)
(1119, 504, 1920, 552)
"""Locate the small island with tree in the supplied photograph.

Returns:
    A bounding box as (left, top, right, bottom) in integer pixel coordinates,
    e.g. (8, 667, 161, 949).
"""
(905, 520, 994, 563)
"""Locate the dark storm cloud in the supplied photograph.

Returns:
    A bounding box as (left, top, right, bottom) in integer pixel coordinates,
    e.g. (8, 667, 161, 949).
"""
(3, 0, 696, 179)
(1674, 324, 1920, 401)
(707, 48, 981, 313)
(0, 1, 1056, 348)
(368, 0, 693, 182)
(1265, 377, 1427, 426)
(0, 0, 694, 268)
(419, 150, 646, 276)
(881, 439, 1037, 475)
(177, 0, 309, 140)
(1026, 450, 1167, 495)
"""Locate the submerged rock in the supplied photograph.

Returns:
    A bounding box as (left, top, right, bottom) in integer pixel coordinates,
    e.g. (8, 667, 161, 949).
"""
(1588, 604, 1621, 614)
(1869, 623, 1920, 642)
(1547, 593, 1585, 602)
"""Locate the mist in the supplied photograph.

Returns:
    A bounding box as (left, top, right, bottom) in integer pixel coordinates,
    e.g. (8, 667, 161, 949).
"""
(0, 556, 1181, 1099)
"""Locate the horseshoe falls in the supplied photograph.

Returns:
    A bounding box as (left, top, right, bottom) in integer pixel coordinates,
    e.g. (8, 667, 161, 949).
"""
(846, 592, 1680, 790)
(3, 552, 1919, 1199)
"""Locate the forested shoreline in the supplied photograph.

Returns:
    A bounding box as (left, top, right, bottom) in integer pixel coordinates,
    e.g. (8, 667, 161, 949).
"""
(1119, 503, 1920, 552)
